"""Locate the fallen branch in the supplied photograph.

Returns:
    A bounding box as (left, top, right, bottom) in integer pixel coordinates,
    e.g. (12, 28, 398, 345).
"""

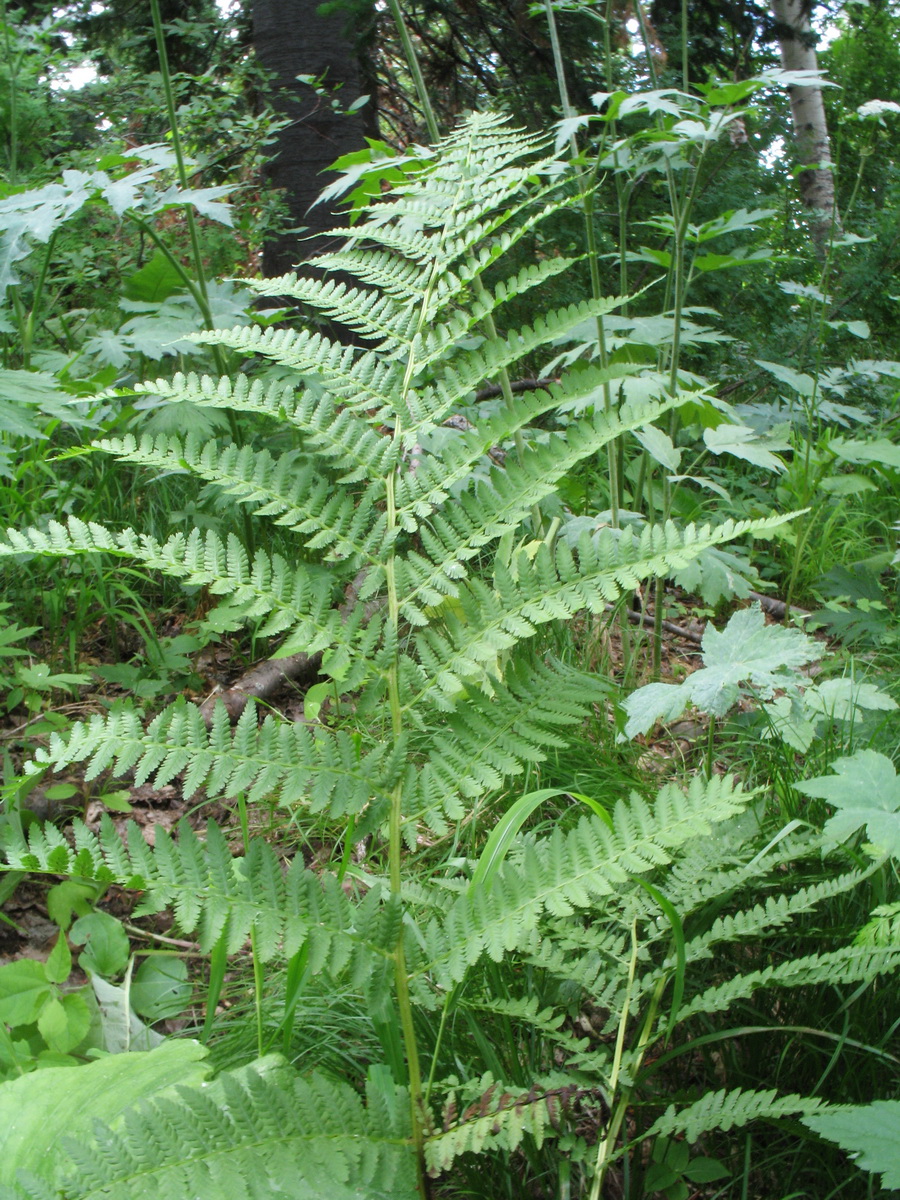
(475, 377, 556, 402)
(604, 604, 703, 644)
(748, 590, 810, 620)
(197, 570, 374, 727)
(198, 652, 321, 726)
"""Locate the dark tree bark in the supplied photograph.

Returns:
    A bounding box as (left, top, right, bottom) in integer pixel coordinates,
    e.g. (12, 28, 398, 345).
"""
(252, 0, 376, 278)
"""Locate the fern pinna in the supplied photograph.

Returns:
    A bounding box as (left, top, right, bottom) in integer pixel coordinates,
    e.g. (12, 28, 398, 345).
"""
(0, 115, 824, 1197)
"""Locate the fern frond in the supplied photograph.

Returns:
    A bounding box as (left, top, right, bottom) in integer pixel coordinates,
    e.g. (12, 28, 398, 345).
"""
(18, 1065, 416, 1200)
(677, 945, 900, 1021)
(405, 296, 625, 403)
(129, 373, 400, 483)
(646, 1088, 825, 1143)
(424, 1073, 561, 1176)
(23, 698, 400, 814)
(413, 775, 750, 988)
(407, 660, 608, 822)
(1, 812, 398, 973)
(682, 864, 878, 964)
(393, 393, 681, 620)
(93, 434, 391, 563)
(407, 514, 796, 709)
(0, 518, 368, 657)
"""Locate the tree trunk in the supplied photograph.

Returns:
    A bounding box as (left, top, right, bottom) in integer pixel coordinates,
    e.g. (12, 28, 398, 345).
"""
(771, 0, 842, 257)
(252, 0, 375, 278)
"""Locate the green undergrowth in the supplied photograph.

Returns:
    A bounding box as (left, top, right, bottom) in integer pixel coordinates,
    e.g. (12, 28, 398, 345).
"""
(0, 67, 898, 1200)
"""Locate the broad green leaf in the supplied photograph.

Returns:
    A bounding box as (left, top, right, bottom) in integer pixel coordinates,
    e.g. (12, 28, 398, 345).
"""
(158, 184, 233, 226)
(46, 880, 96, 930)
(693, 249, 773, 272)
(694, 208, 777, 242)
(703, 423, 785, 472)
(672, 545, 759, 606)
(130, 955, 191, 1021)
(123, 251, 187, 303)
(830, 437, 900, 470)
(805, 679, 897, 721)
(795, 751, 900, 855)
(90, 974, 165, 1053)
(633, 424, 681, 471)
(818, 473, 877, 497)
(43, 933, 71, 984)
(0, 960, 51, 1025)
(756, 359, 817, 397)
(804, 1102, 900, 1189)
(623, 604, 820, 735)
(37, 991, 91, 1053)
(622, 682, 689, 739)
(0, 1040, 210, 1185)
(70, 911, 130, 978)
(691, 606, 818, 715)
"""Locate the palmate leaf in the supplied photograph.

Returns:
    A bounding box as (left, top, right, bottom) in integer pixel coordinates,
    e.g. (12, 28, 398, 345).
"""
(623, 602, 820, 736)
(795, 750, 900, 856)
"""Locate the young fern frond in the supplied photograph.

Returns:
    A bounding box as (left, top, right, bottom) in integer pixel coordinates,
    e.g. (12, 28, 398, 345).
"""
(646, 1088, 826, 1144)
(676, 944, 900, 1022)
(412, 775, 750, 989)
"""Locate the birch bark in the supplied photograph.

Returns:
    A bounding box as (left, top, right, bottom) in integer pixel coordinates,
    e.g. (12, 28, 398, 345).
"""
(771, 0, 842, 256)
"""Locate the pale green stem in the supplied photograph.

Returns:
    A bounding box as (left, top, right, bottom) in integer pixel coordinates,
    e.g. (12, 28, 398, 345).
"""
(149, 0, 215, 324)
(543, 0, 620, 526)
(589, 919, 639, 1200)
(681, 0, 689, 92)
(148, 0, 254, 554)
(375, 14, 442, 1166)
(236, 791, 265, 1058)
(385, 0, 439, 142)
(590, 923, 668, 1200)
(1, 0, 19, 185)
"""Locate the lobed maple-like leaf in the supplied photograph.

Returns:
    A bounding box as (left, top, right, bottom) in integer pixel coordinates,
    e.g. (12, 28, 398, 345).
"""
(795, 750, 900, 856)
(623, 603, 820, 736)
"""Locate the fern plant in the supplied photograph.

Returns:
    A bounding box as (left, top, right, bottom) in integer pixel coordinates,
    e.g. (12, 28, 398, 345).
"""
(0, 115, 803, 1197)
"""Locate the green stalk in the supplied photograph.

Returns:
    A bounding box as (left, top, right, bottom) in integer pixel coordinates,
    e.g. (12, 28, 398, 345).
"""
(681, 0, 690, 92)
(590, 924, 668, 1200)
(236, 791, 265, 1058)
(21, 232, 57, 369)
(544, 0, 632, 673)
(148, 0, 254, 555)
(149, 0, 214, 322)
(384, 461, 427, 1196)
(384, 0, 439, 143)
(1, 0, 19, 185)
(543, 0, 620, 526)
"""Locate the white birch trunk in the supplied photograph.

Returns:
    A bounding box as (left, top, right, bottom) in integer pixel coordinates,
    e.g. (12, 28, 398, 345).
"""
(771, 0, 842, 256)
